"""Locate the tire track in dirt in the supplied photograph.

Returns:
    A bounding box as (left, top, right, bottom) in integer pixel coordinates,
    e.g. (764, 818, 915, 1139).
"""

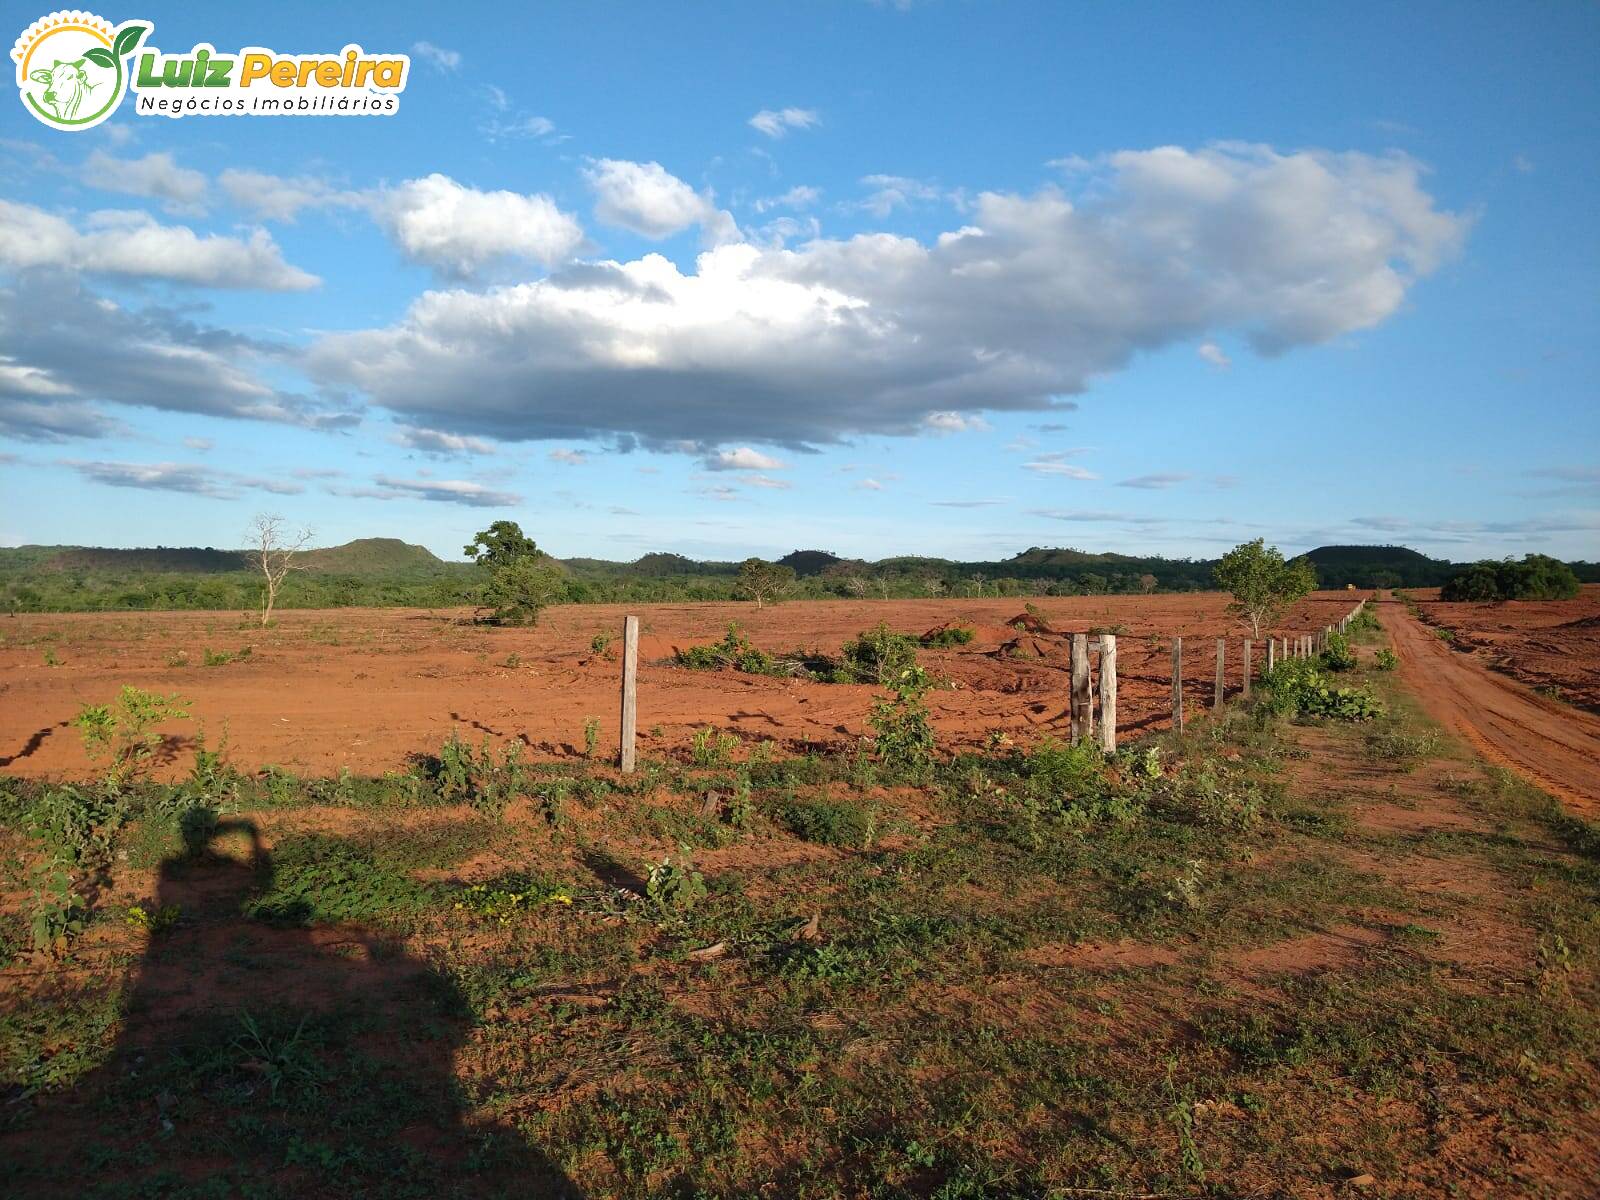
(1381, 595, 1600, 817)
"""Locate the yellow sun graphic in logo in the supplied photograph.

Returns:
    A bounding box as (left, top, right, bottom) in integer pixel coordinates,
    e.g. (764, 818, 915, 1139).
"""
(11, 10, 148, 130)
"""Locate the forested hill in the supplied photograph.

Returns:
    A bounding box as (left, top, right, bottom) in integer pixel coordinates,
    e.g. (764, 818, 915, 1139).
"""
(1, 538, 1593, 613)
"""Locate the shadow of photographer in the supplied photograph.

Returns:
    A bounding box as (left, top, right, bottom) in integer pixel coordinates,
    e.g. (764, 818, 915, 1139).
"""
(7, 814, 584, 1198)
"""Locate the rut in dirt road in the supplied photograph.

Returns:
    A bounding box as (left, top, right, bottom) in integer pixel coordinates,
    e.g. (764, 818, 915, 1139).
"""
(1381, 594, 1600, 817)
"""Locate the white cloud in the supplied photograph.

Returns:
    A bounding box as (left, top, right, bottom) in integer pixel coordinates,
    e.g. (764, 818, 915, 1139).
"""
(378, 174, 584, 278)
(63, 459, 303, 498)
(584, 159, 737, 244)
(309, 143, 1468, 453)
(0, 200, 317, 289)
(549, 448, 587, 465)
(82, 151, 208, 215)
(739, 473, 791, 489)
(705, 447, 787, 471)
(412, 41, 461, 71)
(392, 427, 495, 456)
(218, 169, 366, 223)
(367, 475, 522, 507)
(754, 185, 822, 213)
(924, 411, 989, 434)
(1118, 472, 1190, 489)
(856, 477, 885, 491)
(182, 436, 214, 452)
(858, 174, 940, 217)
(1023, 460, 1099, 480)
(1197, 340, 1231, 368)
(748, 107, 820, 138)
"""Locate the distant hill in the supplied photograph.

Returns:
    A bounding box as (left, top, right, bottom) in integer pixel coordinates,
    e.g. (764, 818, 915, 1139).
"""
(28, 537, 451, 577)
(778, 549, 843, 576)
(1303, 544, 1455, 588)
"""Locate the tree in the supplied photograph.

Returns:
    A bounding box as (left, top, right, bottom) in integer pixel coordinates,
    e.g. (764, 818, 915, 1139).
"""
(465, 520, 564, 624)
(736, 558, 795, 608)
(249, 514, 311, 627)
(1214, 538, 1317, 637)
(464, 520, 540, 569)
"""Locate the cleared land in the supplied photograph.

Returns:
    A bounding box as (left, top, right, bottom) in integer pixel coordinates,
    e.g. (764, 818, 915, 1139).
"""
(1412, 583, 1600, 712)
(0, 591, 1363, 780)
(3, 612, 1597, 1197)
(1382, 592, 1600, 816)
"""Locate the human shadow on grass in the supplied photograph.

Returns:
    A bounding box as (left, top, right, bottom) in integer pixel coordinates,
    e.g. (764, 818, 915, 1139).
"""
(5, 815, 584, 1199)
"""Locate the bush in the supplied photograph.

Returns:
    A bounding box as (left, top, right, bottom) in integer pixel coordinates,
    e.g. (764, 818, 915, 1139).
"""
(778, 796, 874, 847)
(674, 623, 796, 676)
(1319, 631, 1357, 672)
(835, 622, 920, 685)
(1258, 659, 1383, 722)
(1440, 554, 1580, 602)
(921, 625, 975, 647)
(1374, 649, 1398, 671)
(868, 664, 937, 774)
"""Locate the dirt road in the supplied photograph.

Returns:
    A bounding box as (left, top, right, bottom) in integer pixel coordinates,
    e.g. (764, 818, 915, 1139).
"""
(1382, 594, 1600, 817)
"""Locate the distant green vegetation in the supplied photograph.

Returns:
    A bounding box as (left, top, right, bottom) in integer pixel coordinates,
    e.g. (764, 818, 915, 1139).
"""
(0, 537, 1592, 614)
(1439, 554, 1582, 602)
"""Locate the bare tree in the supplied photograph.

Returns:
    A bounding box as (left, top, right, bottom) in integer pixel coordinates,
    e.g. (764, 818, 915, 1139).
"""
(250, 514, 312, 627)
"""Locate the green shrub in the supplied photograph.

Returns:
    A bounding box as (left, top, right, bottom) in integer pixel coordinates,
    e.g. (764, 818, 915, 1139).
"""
(1258, 659, 1383, 722)
(1319, 631, 1357, 671)
(1374, 649, 1398, 671)
(74, 686, 189, 789)
(674, 623, 794, 676)
(920, 625, 975, 647)
(868, 664, 937, 774)
(778, 795, 874, 847)
(836, 622, 920, 685)
(426, 731, 526, 817)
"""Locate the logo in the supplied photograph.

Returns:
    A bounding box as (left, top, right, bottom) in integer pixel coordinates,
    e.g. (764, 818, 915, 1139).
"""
(13, 10, 410, 131)
(12, 11, 147, 130)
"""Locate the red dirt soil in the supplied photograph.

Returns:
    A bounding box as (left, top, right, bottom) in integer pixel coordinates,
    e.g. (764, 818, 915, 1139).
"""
(1413, 583, 1600, 712)
(0, 592, 1363, 780)
(1382, 593, 1600, 816)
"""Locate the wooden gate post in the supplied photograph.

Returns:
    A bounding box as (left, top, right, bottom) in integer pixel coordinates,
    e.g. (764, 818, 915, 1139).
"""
(1171, 637, 1184, 733)
(1214, 638, 1225, 710)
(619, 614, 639, 773)
(1242, 639, 1252, 697)
(1098, 635, 1117, 754)
(1070, 633, 1092, 743)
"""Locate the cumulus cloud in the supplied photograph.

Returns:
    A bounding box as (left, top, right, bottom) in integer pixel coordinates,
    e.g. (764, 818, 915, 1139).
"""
(378, 174, 584, 278)
(63, 459, 304, 498)
(704, 447, 787, 471)
(307, 143, 1468, 453)
(0, 200, 317, 289)
(924, 411, 989, 434)
(218, 169, 366, 223)
(748, 108, 820, 138)
(1197, 341, 1231, 368)
(0, 276, 354, 440)
(548, 448, 587, 465)
(584, 159, 738, 245)
(82, 151, 208, 215)
(412, 41, 461, 71)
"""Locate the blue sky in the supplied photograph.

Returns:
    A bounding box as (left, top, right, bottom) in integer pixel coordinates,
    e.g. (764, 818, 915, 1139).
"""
(2, 0, 1597, 564)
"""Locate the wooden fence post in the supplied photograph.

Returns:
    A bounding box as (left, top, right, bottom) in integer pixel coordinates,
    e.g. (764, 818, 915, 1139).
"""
(619, 614, 639, 773)
(1266, 637, 1275, 672)
(1098, 635, 1117, 753)
(1242, 639, 1252, 697)
(1070, 633, 1092, 743)
(1171, 637, 1184, 733)
(1214, 638, 1225, 710)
